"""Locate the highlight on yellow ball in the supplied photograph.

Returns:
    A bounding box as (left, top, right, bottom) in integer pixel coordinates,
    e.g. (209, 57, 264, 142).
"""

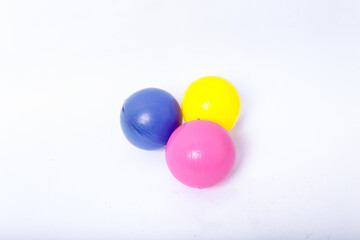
(181, 76, 241, 131)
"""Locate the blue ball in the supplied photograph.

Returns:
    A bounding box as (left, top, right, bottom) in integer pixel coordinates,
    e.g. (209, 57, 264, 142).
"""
(120, 88, 182, 150)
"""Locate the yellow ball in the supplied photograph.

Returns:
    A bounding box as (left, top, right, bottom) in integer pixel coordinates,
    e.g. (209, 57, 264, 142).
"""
(181, 76, 241, 130)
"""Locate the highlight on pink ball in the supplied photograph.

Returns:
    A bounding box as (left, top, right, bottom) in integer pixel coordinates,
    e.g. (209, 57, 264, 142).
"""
(165, 119, 236, 188)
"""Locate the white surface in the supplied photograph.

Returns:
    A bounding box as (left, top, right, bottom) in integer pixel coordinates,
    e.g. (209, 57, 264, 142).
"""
(1, 0, 360, 239)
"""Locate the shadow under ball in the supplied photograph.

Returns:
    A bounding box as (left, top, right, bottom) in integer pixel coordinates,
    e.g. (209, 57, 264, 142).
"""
(120, 88, 182, 150)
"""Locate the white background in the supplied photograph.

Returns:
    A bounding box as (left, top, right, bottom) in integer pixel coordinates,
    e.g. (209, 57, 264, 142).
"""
(1, 0, 360, 239)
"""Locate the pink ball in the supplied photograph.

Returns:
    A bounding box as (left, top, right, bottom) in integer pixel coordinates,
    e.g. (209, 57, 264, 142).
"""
(165, 119, 236, 188)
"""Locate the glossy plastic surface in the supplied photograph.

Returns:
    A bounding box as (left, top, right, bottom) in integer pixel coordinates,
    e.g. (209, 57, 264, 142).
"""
(120, 88, 182, 150)
(181, 76, 241, 130)
(165, 119, 235, 188)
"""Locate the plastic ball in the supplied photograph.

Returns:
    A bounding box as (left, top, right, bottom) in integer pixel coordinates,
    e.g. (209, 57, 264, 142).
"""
(120, 88, 182, 150)
(165, 119, 235, 188)
(181, 76, 241, 130)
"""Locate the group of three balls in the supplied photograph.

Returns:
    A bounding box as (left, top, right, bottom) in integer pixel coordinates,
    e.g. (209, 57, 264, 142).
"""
(120, 76, 241, 188)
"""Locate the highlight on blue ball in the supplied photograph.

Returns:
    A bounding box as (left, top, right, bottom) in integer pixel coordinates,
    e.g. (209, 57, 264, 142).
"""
(120, 88, 182, 150)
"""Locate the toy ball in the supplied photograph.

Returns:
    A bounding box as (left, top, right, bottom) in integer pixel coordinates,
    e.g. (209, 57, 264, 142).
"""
(181, 76, 241, 130)
(120, 88, 182, 150)
(165, 119, 235, 188)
